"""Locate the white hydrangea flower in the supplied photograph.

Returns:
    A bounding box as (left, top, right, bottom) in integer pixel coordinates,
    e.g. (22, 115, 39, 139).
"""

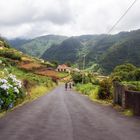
(0, 84, 10, 90)
(8, 74, 22, 88)
(0, 79, 8, 84)
(14, 87, 19, 94)
(16, 80, 22, 88)
(8, 74, 17, 81)
(9, 74, 16, 79)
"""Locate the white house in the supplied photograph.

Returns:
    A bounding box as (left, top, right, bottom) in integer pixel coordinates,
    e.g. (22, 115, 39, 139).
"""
(56, 64, 71, 73)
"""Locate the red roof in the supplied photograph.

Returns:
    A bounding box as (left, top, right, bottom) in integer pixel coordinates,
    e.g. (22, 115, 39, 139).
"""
(57, 64, 69, 68)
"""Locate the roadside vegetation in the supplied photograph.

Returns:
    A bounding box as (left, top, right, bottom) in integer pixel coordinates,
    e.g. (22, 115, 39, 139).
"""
(72, 72, 112, 102)
(0, 39, 56, 114)
(0, 73, 24, 110)
(111, 63, 140, 91)
(72, 63, 140, 105)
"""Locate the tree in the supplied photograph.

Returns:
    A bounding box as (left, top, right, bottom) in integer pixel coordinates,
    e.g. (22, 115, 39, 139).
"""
(134, 69, 140, 89)
(134, 69, 140, 81)
(113, 63, 136, 73)
(71, 72, 82, 83)
(111, 63, 137, 81)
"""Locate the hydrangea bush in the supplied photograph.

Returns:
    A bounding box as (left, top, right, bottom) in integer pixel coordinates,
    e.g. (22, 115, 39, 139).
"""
(0, 74, 25, 110)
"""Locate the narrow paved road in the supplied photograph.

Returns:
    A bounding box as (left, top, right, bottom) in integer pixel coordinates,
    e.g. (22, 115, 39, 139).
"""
(0, 85, 140, 140)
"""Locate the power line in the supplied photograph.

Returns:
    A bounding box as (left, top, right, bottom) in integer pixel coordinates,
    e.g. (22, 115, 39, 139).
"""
(81, 0, 138, 72)
(107, 0, 138, 34)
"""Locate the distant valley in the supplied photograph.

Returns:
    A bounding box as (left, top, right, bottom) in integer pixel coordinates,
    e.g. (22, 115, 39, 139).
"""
(8, 29, 140, 74)
(9, 35, 67, 57)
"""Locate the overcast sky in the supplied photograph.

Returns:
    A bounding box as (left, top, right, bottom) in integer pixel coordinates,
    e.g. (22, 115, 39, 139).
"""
(0, 0, 139, 39)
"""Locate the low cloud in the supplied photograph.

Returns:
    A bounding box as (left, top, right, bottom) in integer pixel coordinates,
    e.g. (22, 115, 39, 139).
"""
(0, 0, 140, 38)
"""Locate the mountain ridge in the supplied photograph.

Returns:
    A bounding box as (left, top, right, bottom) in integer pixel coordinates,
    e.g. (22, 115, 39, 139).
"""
(8, 35, 68, 57)
(8, 29, 140, 73)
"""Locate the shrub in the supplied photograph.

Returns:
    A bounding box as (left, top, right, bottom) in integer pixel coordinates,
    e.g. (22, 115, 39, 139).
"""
(72, 72, 94, 84)
(82, 75, 91, 84)
(0, 50, 21, 60)
(123, 81, 140, 91)
(0, 74, 25, 110)
(98, 79, 112, 99)
(0, 39, 10, 48)
(134, 69, 140, 81)
(111, 63, 140, 81)
(72, 72, 83, 83)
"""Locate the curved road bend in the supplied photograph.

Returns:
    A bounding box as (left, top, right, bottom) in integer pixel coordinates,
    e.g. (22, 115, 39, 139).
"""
(0, 85, 140, 140)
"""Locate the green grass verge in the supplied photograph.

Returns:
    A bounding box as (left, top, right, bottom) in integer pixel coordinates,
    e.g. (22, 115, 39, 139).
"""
(58, 72, 69, 78)
(0, 85, 55, 118)
(0, 65, 55, 118)
(123, 109, 134, 117)
(76, 83, 99, 98)
(29, 85, 53, 100)
(75, 83, 112, 105)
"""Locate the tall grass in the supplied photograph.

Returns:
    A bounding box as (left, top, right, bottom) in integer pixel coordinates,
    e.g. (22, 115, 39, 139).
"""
(29, 85, 52, 100)
(76, 83, 100, 100)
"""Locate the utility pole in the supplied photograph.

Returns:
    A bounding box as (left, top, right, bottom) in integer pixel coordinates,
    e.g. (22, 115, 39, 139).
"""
(82, 55, 86, 84)
(83, 55, 86, 70)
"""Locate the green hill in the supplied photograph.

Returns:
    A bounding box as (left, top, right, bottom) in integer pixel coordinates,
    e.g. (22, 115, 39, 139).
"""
(8, 29, 140, 74)
(9, 35, 67, 57)
(42, 37, 85, 63)
(87, 30, 140, 73)
(98, 38, 140, 73)
(0, 38, 57, 111)
(8, 38, 29, 49)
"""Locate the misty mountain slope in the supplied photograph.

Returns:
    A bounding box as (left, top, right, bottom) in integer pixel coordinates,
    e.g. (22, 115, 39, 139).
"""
(8, 38, 30, 50)
(41, 29, 140, 73)
(76, 34, 107, 47)
(85, 30, 140, 72)
(99, 38, 140, 72)
(8, 29, 140, 73)
(41, 35, 107, 63)
(9, 35, 67, 57)
(87, 30, 140, 62)
(42, 37, 85, 63)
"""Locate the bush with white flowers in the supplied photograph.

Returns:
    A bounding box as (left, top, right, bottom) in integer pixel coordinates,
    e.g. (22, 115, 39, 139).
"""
(0, 74, 24, 110)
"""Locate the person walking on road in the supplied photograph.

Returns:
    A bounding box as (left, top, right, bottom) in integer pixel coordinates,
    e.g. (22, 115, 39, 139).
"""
(65, 82, 68, 91)
(69, 82, 72, 90)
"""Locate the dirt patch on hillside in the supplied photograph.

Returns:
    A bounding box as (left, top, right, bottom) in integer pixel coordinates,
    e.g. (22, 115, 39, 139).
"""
(20, 62, 43, 70)
(36, 69, 58, 77)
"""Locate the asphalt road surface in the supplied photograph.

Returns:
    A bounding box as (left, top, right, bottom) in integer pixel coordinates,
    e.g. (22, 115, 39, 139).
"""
(0, 85, 140, 140)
